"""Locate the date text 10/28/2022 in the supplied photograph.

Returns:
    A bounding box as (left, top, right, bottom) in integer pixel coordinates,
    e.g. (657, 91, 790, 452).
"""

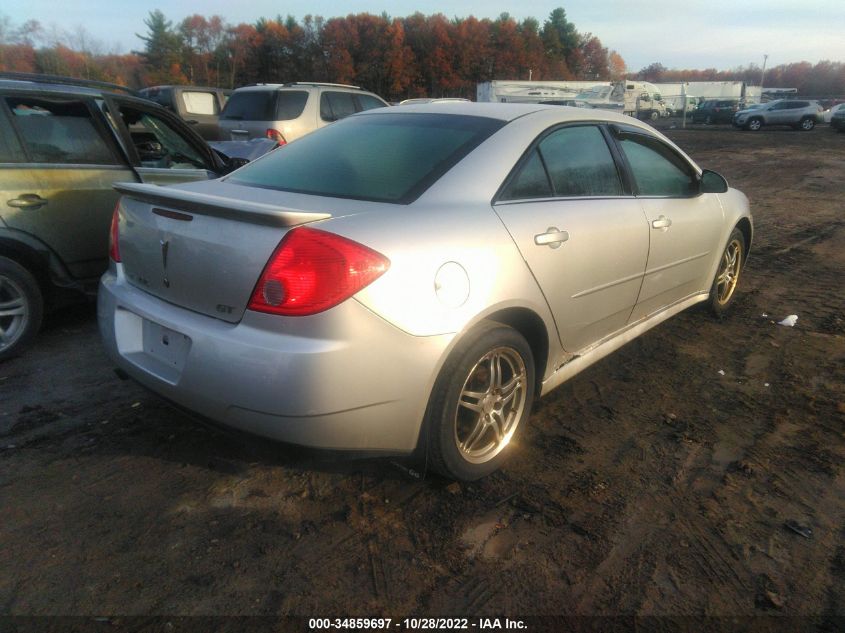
(308, 618, 528, 630)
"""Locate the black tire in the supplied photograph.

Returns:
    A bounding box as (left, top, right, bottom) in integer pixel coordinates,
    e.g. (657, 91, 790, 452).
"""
(799, 117, 815, 131)
(746, 117, 763, 131)
(649, 110, 660, 122)
(705, 115, 713, 125)
(708, 228, 745, 318)
(0, 256, 43, 362)
(424, 321, 535, 481)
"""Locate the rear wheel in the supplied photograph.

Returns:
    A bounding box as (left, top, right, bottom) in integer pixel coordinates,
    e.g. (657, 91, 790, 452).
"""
(705, 115, 713, 124)
(425, 322, 535, 481)
(0, 257, 43, 362)
(799, 117, 815, 131)
(746, 117, 763, 131)
(708, 229, 745, 318)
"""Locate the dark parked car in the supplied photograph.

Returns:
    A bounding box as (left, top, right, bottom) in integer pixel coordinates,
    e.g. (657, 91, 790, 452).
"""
(692, 99, 741, 124)
(829, 106, 845, 131)
(138, 85, 227, 140)
(0, 73, 252, 360)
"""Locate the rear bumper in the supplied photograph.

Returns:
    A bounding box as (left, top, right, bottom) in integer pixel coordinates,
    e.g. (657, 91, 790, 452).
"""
(98, 266, 452, 452)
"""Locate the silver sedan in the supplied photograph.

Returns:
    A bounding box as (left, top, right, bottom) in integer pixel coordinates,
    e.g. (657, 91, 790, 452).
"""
(98, 103, 752, 480)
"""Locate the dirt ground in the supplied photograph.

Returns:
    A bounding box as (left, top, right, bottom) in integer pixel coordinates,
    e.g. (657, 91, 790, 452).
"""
(1, 123, 844, 625)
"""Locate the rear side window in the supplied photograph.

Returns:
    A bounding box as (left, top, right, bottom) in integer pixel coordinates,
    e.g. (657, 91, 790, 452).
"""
(320, 92, 357, 122)
(6, 97, 117, 165)
(228, 113, 504, 204)
(357, 94, 387, 112)
(181, 91, 218, 115)
(275, 91, 308, 120)
(617, 134, 695, 197)
(536, 125, 622, 197)
(221, 91, 275, 120)
(500, 150, 552, 200)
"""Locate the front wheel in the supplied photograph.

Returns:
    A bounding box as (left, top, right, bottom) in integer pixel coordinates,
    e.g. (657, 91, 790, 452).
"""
(708, 229, 745, 318)
(800, 117, 815, 131)
(425, 322, 535, 481)
(0, 256, 44, 362)
(746, 118, 763, 131)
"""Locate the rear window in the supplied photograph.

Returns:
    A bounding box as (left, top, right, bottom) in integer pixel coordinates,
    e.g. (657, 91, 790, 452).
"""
(275, 91, 308, 120)
(181, 91, 218, 115)
(221, 91, 275, 121)
(227, 113, 504, 204)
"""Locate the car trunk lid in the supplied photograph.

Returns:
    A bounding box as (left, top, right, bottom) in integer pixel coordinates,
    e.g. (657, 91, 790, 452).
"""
(114, 182, 331, 323)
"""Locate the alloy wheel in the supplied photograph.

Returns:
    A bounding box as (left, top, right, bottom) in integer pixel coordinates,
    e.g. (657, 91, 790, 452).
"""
(715, 239, 742, 305)
(453, 346, 528, 464)
(0, 275, 29, 354)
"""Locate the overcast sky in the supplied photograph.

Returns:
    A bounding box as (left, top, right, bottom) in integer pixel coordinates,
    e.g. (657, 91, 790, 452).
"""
(3, 0, 842, 72)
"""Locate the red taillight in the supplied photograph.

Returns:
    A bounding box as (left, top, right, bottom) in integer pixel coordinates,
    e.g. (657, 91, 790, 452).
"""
(248, 227, 390, 316)
(109, 201, 121, 262)
(265, 129, 287, 145)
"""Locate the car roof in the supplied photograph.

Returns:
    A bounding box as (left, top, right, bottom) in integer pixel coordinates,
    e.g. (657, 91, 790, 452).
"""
(357, 101, 639, 125)
(0, 78, 110, 98)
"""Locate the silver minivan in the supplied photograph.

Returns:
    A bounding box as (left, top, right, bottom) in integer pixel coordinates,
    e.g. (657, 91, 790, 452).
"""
(218, 82, 389, 145)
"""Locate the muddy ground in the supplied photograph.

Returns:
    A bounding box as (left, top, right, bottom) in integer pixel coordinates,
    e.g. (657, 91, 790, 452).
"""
(1, 124, 844, 625)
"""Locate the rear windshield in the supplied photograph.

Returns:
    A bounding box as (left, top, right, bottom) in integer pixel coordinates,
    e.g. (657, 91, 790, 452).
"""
(221, 91, 275, 121)
(226, 113, 505, 204)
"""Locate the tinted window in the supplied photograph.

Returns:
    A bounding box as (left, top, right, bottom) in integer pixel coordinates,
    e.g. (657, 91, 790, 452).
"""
(7, 97, 116, 165)
(357, 94, 387, 112)
(618, 135, 694, 197)
(181, 91, 218, 115)
(228, 113, 504, 203)
(500, 150, 552, 200)
(119, 105, 208, 170)
(275, 91, 308, 120)
(221, 91, 275, 120)
(320, 92, 357, 122)
(539, 126, 622, 197)
(0, 106, 24, 162)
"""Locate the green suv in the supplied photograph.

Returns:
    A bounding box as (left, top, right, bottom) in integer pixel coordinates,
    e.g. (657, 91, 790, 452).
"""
(0, 73, 244, 360)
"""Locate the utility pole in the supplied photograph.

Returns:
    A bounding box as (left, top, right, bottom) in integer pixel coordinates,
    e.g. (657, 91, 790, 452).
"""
(760, 54, 769, 89)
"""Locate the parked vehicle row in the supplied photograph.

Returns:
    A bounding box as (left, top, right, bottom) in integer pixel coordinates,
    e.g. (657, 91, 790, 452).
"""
(0, 73, 270, 361)
(99, 102, 753, 480)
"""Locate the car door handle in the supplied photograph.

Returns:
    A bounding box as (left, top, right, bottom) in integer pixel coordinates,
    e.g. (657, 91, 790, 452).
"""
(651, 215, 672, 229)
(7, 194, 48, 209)
(534, 228, 570, 248)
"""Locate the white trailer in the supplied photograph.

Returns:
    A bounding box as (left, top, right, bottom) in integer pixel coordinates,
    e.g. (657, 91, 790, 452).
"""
(476, 80, 611, 103)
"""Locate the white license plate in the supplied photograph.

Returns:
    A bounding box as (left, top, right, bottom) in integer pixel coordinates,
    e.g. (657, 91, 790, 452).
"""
(142, 320, 190, 369)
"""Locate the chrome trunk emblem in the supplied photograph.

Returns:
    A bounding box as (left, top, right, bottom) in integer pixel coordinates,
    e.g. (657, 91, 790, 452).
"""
(160, 238, 170, 288)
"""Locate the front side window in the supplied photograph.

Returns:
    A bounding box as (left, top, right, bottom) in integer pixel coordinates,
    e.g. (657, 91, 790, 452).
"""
(0, 106, 24, 163)
(617, 134, 695, 197)
(6, 97, 117, 165)
(118, 105, 208, 170)
(181, 91, 218, 115)
(228, 113, 504, 204)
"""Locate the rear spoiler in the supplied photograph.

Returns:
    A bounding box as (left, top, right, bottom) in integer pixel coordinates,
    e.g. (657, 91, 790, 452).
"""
(113, 182, 331, 227)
